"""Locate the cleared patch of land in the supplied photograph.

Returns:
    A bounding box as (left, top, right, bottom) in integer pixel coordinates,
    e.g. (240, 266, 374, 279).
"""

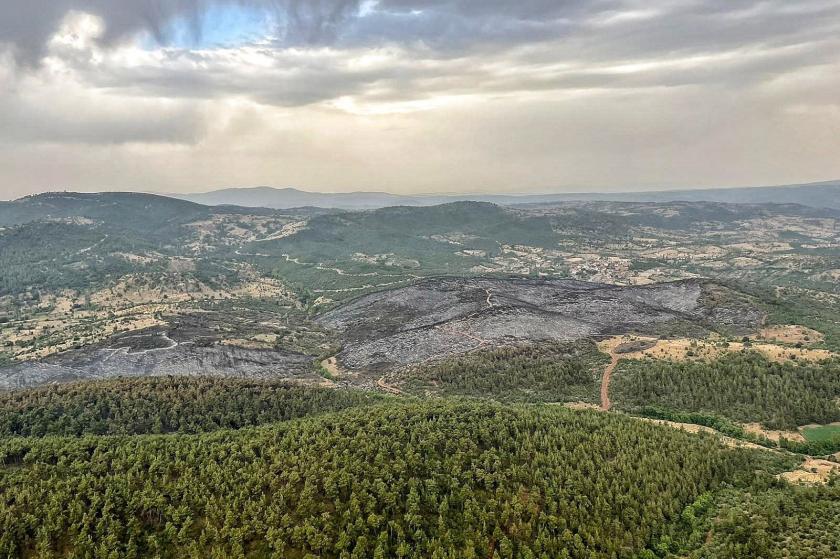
(743, 422, 806, 443)
(757, 325, 824, 345)
(779, 457, 840, 484)
(597, 334, 833, 364)
(320, 356, 342, 378)
(801, 423, 840, 443)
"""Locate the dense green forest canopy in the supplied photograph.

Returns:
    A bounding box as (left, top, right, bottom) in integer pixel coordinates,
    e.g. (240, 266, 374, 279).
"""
(0, 192, 211, 234)
(0, 221, 143, 296)
(399, 342, 607, 403)
(611, 352, 840, 431)
(0, 378, 387, 437)
(0, 396, 786, 559)
(654, 480, 840, 559)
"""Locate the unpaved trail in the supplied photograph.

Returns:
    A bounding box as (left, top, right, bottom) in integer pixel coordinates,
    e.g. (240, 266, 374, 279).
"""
(76, 234, 109, 255)
(313, 278, 416, 294)
(377, 376, 403, 395)
(436, 324, 488, 347)
(600, 353, 619, 410)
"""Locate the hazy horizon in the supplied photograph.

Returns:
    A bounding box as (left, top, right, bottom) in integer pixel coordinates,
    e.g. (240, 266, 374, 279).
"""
(2, 1, 840, 199)
(3, 177, 840, 203)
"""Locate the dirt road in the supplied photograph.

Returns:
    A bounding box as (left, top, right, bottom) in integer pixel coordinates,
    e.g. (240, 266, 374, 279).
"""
(600, 353, 619, 410)
(377, 376, 403, 395)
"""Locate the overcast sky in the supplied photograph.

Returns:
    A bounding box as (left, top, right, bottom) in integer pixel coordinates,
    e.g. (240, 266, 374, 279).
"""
(1, 0, 839, 199)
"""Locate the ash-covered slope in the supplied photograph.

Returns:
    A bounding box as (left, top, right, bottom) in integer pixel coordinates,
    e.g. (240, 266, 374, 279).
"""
(0, 317, 318, 390)
(319, 277, 764, 371)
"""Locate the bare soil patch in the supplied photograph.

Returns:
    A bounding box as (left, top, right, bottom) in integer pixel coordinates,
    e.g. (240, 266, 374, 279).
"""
(597, 335, 833, 364)
(779, 458, 840, 484)
(221, 338, 276, 350)
(757, 325, 824, 345)
(320, 357, 342, 378)
(563, 402, 602, 411)
(743, 422, 805, 443)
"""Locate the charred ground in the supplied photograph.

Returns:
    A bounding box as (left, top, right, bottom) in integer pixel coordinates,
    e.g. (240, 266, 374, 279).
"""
(320, 276, 763, 372)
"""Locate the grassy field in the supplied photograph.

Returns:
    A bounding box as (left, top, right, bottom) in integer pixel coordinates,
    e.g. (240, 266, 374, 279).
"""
(802, 423, 840, 443)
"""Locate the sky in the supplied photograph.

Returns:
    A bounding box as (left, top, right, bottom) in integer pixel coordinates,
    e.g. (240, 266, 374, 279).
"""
(1, 0, 839, 199)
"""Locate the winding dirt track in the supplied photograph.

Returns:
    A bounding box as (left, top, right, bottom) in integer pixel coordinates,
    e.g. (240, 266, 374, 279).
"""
(600, 353, 619, 411)
(377, 376, 403, 395)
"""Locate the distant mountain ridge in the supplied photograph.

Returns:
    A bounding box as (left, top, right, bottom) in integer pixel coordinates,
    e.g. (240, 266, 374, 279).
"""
(175, 180, 840, 210)
(0, 191, 210, 232)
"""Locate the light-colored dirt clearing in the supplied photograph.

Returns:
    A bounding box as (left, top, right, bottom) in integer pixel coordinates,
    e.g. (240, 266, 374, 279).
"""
(743, 423, 805, 443)
(563, 402, 602, 411)
(597, 335, 833, 364)
(636, 418, 769, 451)
(730, 257, 763, 268)
(232, 279, 296, 301)
(747, 343, 833, 363)
(377, 376, 403, 395)
(779, 458, 840, 484)
(756, 325, 824, 345)
(221, 338, 276, 350)
(600, 353, 618, 410)
(320, 357, 342, 378)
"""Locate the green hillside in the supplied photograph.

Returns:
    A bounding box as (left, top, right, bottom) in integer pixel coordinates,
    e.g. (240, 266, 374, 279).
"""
(0, 394, 776, 559)
(610, 352, 840, 431)
(399, 342, 608, 403)
(0, 378, 388, 437)
(0, 192, 211, 235)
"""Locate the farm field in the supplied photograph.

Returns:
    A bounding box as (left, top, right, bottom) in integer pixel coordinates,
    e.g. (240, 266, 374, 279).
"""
(802, 423, 840, 443)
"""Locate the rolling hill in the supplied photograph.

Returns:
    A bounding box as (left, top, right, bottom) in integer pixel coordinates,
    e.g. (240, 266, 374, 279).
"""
(176, 180, 840, 210)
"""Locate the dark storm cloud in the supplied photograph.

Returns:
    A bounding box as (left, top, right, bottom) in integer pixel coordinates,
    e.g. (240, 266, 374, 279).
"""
(2, 1, 838, 115)
(3, 0, 838, 78)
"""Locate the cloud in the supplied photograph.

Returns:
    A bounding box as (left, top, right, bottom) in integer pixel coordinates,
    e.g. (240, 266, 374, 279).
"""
(0, 80, 207, 145)
(0, 0, 386, 65)
(0, 0, 838, 197)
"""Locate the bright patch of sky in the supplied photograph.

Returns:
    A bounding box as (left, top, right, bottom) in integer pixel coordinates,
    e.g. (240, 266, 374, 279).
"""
(359, 1, 380, 18)
(140, 3, 276, 50)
